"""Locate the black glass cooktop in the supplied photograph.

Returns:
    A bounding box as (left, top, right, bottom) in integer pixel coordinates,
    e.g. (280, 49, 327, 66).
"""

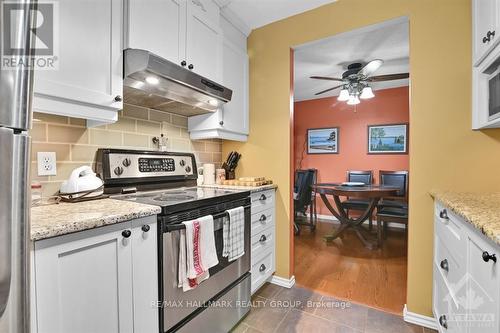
(113, 186, 250, 214)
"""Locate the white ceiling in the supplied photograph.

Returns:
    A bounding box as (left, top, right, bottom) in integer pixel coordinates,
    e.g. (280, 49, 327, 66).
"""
(294, 18, 409, 101)
(216, 0, 336, 31)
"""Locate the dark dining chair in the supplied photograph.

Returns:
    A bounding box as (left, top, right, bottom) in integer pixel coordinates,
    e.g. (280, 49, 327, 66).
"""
(341, 170, 374, 229)
(293, 169, 317, 235)
(376, 170, 409, 246)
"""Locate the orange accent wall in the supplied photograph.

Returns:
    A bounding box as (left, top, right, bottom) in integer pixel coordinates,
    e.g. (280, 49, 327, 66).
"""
(294, 86, 410, 214)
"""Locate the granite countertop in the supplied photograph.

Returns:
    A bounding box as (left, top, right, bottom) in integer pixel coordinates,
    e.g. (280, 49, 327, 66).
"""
(31, 199, 161, 241)
(430, 190, 500, 245)
(199, 184, 277, 193)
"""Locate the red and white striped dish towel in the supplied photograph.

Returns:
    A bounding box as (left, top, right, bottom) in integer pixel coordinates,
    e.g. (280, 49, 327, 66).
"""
(178, 215, 219, 292)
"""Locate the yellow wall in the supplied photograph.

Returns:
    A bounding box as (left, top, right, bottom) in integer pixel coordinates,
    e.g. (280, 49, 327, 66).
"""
(223, 0, 500, 316)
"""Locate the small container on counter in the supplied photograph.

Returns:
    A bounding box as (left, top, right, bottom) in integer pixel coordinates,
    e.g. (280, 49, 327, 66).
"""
(31, 182, 42, 206)
(216, 168, 226, 185)
(203, 163, 215, 185)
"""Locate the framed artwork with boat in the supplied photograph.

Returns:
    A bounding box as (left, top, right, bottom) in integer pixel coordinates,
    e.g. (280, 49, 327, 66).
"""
(307, 127, 339, 154)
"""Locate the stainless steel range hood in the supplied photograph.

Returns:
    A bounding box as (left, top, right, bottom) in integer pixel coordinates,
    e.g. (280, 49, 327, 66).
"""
(124, 49, 232, 116)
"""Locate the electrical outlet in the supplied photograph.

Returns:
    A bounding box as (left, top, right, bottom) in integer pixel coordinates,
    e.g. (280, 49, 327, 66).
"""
(37, 152, 57, 176)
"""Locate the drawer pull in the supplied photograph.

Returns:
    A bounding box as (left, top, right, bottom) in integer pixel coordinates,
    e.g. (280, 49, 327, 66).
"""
(482, 251, 497, 263)
(259, 214, 267, 222)
(440, 259, 449, 272)
(439, 209, 449, 220)
(259, 264, 266, 272)
(259, 194, 267, 201)
(259, 235, 267, 242)
(439, 315, 448, 329)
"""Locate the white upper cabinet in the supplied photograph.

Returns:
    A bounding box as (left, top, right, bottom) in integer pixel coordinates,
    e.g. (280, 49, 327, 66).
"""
(125, 0, 186, 66)
(125, 0, 222, 81)
(219, 38, 249, 135)
(186, 0, 223, 81)
(33, 0, 123, 127)
(472, 0, 500, 129)
(473, 0, 500, 65)
(188, 15, 249, 141)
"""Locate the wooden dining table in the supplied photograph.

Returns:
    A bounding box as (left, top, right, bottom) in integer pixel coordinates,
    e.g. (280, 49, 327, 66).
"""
(312, 183, 399, 249)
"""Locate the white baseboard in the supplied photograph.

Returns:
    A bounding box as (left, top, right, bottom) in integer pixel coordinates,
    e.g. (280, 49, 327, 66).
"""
(305, 213, 406, 229)
(403, 304, 438, 330)
(269, 275, 296, 289)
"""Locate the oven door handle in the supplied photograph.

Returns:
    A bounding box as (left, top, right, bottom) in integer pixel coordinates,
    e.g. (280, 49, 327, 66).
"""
(163, 205, 251, 233)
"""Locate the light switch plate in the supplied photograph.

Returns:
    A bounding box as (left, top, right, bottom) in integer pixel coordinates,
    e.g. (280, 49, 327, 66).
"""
(37, 152, 57, 176)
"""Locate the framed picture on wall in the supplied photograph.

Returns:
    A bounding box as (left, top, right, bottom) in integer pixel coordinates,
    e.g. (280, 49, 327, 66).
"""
(307, 127, 339, 154)
(367, 123, 408, 154)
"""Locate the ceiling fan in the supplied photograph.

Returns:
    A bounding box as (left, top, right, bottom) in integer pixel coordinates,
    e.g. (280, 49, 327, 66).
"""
(310, 59, 409, 105)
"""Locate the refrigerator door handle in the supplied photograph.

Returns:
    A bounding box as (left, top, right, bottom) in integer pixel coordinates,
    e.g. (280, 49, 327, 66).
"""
(0, 128, 13, 316)
(0, 128, 31, 333)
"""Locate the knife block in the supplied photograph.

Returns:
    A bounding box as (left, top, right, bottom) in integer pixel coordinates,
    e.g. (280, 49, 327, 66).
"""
(225, 170, 235, 180)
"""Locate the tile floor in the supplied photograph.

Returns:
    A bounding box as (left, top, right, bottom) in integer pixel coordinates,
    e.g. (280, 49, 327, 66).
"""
(232, 283, 437, 333)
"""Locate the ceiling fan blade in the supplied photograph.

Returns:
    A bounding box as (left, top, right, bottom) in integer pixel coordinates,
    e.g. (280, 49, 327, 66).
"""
(359, 59, 384, 77)
(310, 76, 344, 82)
(367, 73, 409, 82)
(314, 84, 344, 96)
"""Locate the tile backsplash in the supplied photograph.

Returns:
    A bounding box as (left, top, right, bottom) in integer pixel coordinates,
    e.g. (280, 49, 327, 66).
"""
(30, 104, 222, 197)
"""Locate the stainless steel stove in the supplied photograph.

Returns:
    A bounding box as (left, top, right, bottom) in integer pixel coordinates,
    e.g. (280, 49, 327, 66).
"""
(96, 149, 251, 333)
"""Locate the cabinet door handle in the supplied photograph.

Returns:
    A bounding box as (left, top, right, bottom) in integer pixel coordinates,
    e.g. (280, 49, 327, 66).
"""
(259, 235, 267, 243)
(181, 60, 187, 67)
(141, 225, 150, 232)
(439, 209, 449, 220)
(122, 230, 132, 238)
(440, 259, 449, 272)
(114, 95, 122, 102)
(488, 30, 496, 39)
(482, 251, 497, 263)
(483, 36, 490, 43)
(259, 264, 266, 272)
(259, 194, 267, 201)
(259, 214, 267, 222)
(188, 64, 194, 70)
(439, 315, 448, 329)
(219, 121, 224, 126)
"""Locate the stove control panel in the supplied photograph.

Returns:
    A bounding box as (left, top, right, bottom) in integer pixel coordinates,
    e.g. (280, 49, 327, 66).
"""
(138, 158, 175, 172)
(103, 152, 195, 179)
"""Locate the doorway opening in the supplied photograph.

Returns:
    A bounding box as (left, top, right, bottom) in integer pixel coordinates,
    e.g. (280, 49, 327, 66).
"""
(291, 17, 410, 315)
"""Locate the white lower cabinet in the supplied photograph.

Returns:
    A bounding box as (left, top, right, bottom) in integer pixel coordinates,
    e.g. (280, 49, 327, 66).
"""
(250, 189, 276, 294)
(32, 216, 157, 333)
(433, 202, 499, 333)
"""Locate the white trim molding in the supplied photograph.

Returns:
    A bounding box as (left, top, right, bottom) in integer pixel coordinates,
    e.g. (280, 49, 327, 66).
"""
(269, 275, 296, 289)
(403, 304, 438, 330)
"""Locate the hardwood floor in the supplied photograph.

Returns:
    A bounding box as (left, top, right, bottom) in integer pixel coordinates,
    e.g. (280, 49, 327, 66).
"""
(294, 220, 408, 315)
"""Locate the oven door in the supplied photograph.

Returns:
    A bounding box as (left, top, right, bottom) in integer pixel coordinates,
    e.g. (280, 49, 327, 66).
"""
(159, 201, 251, 332)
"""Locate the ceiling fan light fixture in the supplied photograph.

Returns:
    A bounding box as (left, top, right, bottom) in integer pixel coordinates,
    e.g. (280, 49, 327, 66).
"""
(338, 88, 349, 101)
(347, 95, 360, 105)
(360, 86, 375, 99)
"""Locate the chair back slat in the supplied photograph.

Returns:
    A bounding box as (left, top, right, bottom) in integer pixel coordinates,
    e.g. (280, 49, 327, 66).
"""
(346, 170, 373, 185)
(379, 170, 409, 201)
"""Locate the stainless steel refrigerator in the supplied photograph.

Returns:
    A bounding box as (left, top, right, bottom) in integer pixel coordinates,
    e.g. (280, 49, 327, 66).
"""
(0, 1, 36, 332)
